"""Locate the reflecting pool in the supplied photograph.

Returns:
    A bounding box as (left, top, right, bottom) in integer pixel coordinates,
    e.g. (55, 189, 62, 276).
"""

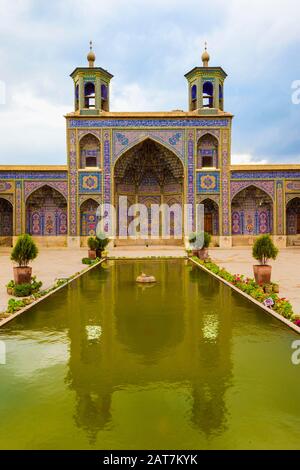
(0, 260, 299, 450)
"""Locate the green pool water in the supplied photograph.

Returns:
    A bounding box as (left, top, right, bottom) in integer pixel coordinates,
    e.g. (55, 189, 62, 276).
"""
(0, 259, 299, 450)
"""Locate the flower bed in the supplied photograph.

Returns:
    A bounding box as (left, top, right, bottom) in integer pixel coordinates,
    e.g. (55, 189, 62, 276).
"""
(191, 257, 299, 324)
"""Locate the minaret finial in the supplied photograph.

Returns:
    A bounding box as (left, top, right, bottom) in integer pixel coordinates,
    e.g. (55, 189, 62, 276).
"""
(202, 42, 210, 67)
(87, 40, 96, 68)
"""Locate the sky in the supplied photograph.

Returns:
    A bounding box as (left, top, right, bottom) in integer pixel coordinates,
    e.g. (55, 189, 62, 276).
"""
(1, 0, 300, 165)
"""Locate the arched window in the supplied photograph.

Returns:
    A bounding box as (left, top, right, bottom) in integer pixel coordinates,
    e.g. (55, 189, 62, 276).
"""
(286, 197, 300, 235)
(80, 199, 99, 237)
(0, 198, 13, 244)
(75, 84, 79, 111)
(101, 84, 109, 111)
(197, 134, 219, 169)
(191, 84, 197, 111)
(80, 134, 101, 169)
(84, 82, 95, 109)
(219, 84, 223, 110)
(203, 81, 214, 108)
(202, 199, 219, 235)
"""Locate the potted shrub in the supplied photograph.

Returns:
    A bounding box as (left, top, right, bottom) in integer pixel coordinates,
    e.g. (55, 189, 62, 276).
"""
(252, 235, 278, 286)
(87, 237, 98, 260)
(6, 280, 15, 296)
(11, 234, 38, 285)
(96, 232, 110, 258)
(189, 232, 212, 260)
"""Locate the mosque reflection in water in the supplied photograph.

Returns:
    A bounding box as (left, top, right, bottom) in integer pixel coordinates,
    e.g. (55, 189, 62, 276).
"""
(64, 260, 234, 444)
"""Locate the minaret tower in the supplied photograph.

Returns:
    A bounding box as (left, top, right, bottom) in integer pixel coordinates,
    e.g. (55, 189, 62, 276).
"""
(185, 44, 227, 113)
(70, 41, 114, 115)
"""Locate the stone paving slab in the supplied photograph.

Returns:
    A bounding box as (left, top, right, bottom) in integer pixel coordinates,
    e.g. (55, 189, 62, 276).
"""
(0, 248, 87, 313)
(210, 247, 300, 315)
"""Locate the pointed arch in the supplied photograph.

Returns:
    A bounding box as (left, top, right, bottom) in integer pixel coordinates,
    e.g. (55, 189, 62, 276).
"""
(80, 198, 100, 237)
(26, 185, 68, 237)
(114, 138, 184, 245)
(25, 181, 68, 202)
(197, 133, 219, 169)
(79, 133, 101, 169)
(201, 197, 219, 236)
(231, 185, 273, 236)
(0, 197, 13, 245)
(286, 196, 300, 236)
(114, 135, 185, 167)
(231, 181, 275, 202)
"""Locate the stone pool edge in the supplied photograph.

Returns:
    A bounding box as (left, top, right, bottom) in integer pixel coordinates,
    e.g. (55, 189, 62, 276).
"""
(0, 259, 106, 329)
(189, 257, 300, 335)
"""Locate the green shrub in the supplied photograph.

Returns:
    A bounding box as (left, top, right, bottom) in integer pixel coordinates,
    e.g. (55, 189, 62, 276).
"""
(11, 276, 42, 298)
(252, 235, 279, 266)
(7, 299, 26, 314)
(82, 258, 93, 265)
(30, 276, 43, 293)
(189, 232, 212, 249)
(11, 234, 38, 267)
(6, 280, 15, 289)
(14, 283, 32, 298)
(87, 237, 98, 251)
(96, 232, 110, 255)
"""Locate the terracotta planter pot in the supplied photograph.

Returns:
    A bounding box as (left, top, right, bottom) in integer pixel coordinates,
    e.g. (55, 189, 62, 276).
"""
(13, 266, 32, 285)
(253, 265, 272, 286)
(197, 248, 209, 260)
(88, 250, 97, 260)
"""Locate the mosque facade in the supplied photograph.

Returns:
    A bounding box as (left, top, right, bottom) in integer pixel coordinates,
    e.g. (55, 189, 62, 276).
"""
(1, 44, 300, 248)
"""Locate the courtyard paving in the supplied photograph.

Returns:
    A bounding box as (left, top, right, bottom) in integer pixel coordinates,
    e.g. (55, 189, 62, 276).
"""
(0, 246, 299, 316)
(0, 248, 87, 313)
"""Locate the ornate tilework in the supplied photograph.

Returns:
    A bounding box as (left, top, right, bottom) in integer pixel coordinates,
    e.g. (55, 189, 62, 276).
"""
(231, 181, 275, 201)
(24, 181, 68, 200)
(78, 129, 101, 142)
(0, 198, 13, 236)
(197, 194, 220, 205)
(79, 194, 102, 206)
(0, 172, 67, 180)
(286, 193, 300, 204)
(15, 180, 22, 236)
(187, 131, 195, 229)
(197, 172, 220, 194)
(69, 118, 230, 129)
(79, 173, 102, 193)
(197, 129, 220, 143)
(286, 181, 300, 193)
(276, 180, 284, 235)
(221, 130, 230, 236)
(0, 194, 13, 204)
(0, 181, 14, 192)
(112, 130, 185, 163)
(103, 131, 111, 205)
(69, 130, 78, 236)
(231, 171, 300, 180)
